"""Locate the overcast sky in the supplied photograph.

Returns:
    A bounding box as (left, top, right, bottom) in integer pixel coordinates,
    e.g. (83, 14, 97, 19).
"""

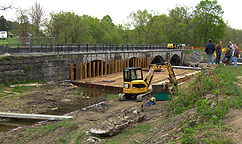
(1, 0, 241, 29)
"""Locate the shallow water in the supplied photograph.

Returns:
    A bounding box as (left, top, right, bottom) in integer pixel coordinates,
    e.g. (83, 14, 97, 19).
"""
(0, 87, 118, 132)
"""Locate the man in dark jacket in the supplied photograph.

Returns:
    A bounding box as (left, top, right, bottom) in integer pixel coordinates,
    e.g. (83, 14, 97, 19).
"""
(215, 41, 222, 64)
(205, 39, 215, 65)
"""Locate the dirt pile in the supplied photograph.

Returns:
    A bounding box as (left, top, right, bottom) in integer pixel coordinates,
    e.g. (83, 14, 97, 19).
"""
(183, 51, 204, 66)
(90, 106, 145, 136)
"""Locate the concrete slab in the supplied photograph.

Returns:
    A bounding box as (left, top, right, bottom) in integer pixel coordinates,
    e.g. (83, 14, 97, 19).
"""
(0, 112, 73, 120)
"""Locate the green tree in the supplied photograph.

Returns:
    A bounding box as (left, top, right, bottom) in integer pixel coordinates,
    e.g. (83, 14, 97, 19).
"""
(47, 11, 83, 43)
(169, 5, 194, 44)
(128, 9, 157, 44)
(194, 0, 226, 45)
(0, 15, 8, 31)
(149, 14, 171, 44)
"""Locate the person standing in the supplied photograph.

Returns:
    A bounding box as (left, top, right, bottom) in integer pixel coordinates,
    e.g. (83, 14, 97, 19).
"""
(215, 41, 222, 64)
(229, 41, 234, 64)
(233, 44, 240, 69)
(205, 39, 215, 65)
(222, 45, 233, 65)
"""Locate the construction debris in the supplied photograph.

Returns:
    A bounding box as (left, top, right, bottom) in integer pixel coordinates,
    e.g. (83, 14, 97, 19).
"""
(90, 106, 145, 136)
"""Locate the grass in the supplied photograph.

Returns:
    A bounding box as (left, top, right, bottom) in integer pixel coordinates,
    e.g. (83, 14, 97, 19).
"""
(0, 80, 49, 97)
(107, 94, 119, 98)
(166, 64, 242, 143)
(0, 38, 20, 45)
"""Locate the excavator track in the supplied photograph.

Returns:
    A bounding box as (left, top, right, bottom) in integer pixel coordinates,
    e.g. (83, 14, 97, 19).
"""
(118, 93, 126, 101)
(118, 91, 153, 102)
(136, 90, 153, 102)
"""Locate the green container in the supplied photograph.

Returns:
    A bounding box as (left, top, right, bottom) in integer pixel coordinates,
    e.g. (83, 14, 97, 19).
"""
(153, 93, 170, 100)
(152, 84, 170, 100)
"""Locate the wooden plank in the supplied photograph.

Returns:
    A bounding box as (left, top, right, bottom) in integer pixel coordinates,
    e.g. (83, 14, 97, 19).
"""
(132, 58, 135, 67)
(68, 63, 72, 81)
(93, 61, 95, 77)
(97, 61, 100, 76)
(121, 59, 123, 71)
(74, 63, 77, 80)
(104, 60, 107, 75)
(88, 62, 91, 78)
(147, 57, 150, 66)
(0, 112, 73, 120)
(141, 58, 143, 68)
(143, 57, 145, 68)
(84, 62, 87, 78)
(118, 59, 120, 72)
(144, 57, 147, 68)
(115, 60, 118, 73)
(101, 61, 103, 76)
(112, 60, 114, 74)
(138, 58, 140, 67)
(79, 63, 82, 79)
(108, 60, 111, 74)
(127, 59, 129, 67)
(135, 58, 138, 67)
(124, 59, 126, 68)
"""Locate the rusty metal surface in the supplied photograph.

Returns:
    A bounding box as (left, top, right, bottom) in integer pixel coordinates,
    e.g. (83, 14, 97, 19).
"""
(71, 69, 196, 91)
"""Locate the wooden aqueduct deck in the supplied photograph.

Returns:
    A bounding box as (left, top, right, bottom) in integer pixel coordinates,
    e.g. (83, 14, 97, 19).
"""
(69, 57, 200, 91)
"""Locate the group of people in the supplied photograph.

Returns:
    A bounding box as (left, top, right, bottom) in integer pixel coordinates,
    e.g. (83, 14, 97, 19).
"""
(205, 39, 240, 69)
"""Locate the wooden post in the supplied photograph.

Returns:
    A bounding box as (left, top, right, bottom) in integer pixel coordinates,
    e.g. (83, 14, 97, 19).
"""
(74, 63, 77, 80)
(118, 59, 120, 72)
(108, 60, 111, 74)
(112, 60, 114, 74)
(121, 59, 123, 72)
(132, 58, 135, 67)
(140, 58, 142, 67)
(136, 58, 138, 67)
(145, 57, 147, 68)
(101, 61, 103, 76)
(139, 58, 142, 67)
(88, 62, 91, 78)
(79, 63, 83, 79)
(92, 61, 95, 77)
(138, 58, 140, 67)
(68, 64, 72, 81)
(142, 57, 144, 68)
(127, 59, 129, 67)
(84, 62, 87, 78)
(115, 60, 118, 73)
(97, 61, 100, 76)
(124, 59, 126, 68)
(147, 57, 150, 67)
(105, 60, 107, 75)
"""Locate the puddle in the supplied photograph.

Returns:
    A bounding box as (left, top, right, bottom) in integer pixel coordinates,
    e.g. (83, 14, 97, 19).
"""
(0, 87, 118, 133)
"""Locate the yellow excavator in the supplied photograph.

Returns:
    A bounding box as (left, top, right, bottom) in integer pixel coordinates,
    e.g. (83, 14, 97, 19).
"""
(118, 62, 177, 102)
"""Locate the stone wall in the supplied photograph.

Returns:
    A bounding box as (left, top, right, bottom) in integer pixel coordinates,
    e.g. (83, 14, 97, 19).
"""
(0, 50, 184, 85)
(0, 54, 82, 85)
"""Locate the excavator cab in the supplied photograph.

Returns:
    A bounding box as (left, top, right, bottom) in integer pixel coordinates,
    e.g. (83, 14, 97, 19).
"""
(123, 67, 143, 82)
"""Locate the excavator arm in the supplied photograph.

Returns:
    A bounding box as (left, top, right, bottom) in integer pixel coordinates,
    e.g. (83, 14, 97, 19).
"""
(144, 65, 158, 87)
(144, 62, 177, 87)
(166, 62, 177, 85)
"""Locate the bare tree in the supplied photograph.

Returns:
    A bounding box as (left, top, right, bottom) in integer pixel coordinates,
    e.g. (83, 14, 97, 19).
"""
(29, 2, 45, 36)
(16, 9, 29, 38)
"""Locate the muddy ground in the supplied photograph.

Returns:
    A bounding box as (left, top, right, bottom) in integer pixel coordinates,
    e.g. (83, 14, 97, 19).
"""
(0, 51, 242, 143)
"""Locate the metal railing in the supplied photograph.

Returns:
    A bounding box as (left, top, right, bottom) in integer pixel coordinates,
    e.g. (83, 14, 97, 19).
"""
(1, 43, 180, 54)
